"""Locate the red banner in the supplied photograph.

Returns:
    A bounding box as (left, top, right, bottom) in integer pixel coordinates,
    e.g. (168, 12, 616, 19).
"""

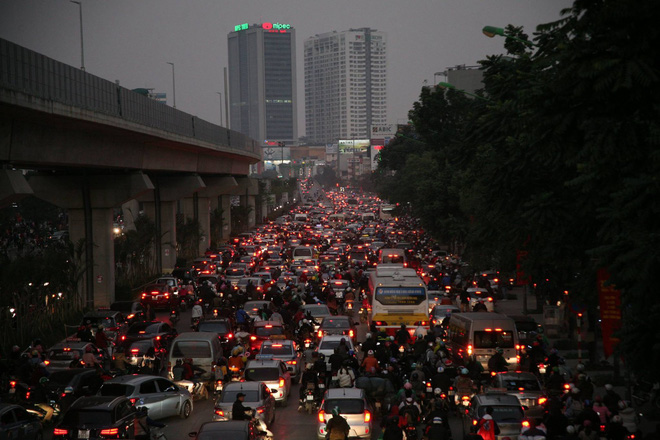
(597, 268, 622, 358)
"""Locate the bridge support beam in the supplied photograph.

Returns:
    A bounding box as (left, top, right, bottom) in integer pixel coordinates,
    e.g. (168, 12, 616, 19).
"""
(140, 174, 205, 272)
(28, 173, 153, 308)
(232, 177, 259, 231)
(0, 169, 33, 208)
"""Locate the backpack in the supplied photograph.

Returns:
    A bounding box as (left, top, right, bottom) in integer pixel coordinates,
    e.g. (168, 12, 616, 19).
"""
(400, 403, 420, 423)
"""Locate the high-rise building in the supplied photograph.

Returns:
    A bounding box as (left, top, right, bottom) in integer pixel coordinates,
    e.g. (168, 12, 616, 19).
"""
(227, 22, 298, 147)
(304, 28, 387, 144)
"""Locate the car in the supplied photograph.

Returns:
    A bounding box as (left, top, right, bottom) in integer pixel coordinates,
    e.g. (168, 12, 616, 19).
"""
(196, 318, 236, 353)
(109, 301, 145, 325)
(213, 381, 275, 430)
(300, 304, 332, 331)
(509, 315, 544, 348)
(98, 374, 192, 420)
(244, 301, 274, 319)
(140, 283, 175, 310)
(258, 340, 302, 379)
(466, 392, 526, 440)
(244, 358, 292, 405)
(317, 315, 357, 342)
(189, 420, 268, 440)
(226, 267, 248, 286)
(156, 275, 181, 297)
(317, 388, 373, 440)
(0, 403, 42, 440)
(43, 369, 104, 412)
(455, 287, 495, 312)
(123, 338, 168, 369)
(52, 396, 137, 439)
(121, 321, 178, 347)
(316, 335, 355, 372)
(80, 310, 129, 342)
(249, 321, 286, 354)
(485, 372, 547, 418)
(430, 304, 460, 326)
(236, 277, 268, 296)
(46, 341, 105, 371)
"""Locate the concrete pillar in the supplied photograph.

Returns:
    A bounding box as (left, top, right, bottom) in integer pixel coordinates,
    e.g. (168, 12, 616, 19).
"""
(121, 199, 140, 232)
(0, 169, 33, 208)
(219, 194, 232, 241)
(240, 195, 256, 229)
(28, 172, 153, 308)
(143, 201, 177, 271)
(180, 195, 210, 256)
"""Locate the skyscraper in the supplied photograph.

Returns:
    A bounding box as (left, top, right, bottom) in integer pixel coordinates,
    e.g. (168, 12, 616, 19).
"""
(304, 28, 387, 144)
(228, 22, 298, 147)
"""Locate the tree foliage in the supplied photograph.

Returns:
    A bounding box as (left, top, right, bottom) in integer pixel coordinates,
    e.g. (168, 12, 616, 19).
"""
(375, 0, 660, 377)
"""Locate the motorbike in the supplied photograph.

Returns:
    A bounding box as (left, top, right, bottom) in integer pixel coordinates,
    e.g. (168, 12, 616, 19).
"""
(170, 309, 179, 325)
(191, 316, 202, 329)
(303, 383, 318, 414)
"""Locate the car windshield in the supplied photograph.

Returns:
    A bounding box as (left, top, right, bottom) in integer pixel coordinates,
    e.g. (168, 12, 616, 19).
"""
(245, 367, 280, 382)
(62, 410, 113, 426)
(220, 390, 259, 402)
(323, 399, 364, 414)
(197, 322, 229, 334)
(255, 326, 284, 337)
(227, 269, 245, 276)
(83, 317, 116, 328)
(171, 341, 211, 358)
(319, 340, 352, 351)
(322, 318, 349, 329)
(99, 383, 135, 397)
(502, 378, 541, 391)
(49, 348, 82, 361)
(473, 331, 514, 349)
(47, 370, 82, 385)
(479, 405, 525, 422)
(260, 344, 293, 356)
(128, 322, 161, 335)
(304, 305, 329, 316)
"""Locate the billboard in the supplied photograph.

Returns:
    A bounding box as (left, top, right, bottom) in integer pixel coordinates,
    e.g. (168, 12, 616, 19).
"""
(325, 144, 338, 154)
(339, 139, 370, 154)
(371, 124, 396, 137)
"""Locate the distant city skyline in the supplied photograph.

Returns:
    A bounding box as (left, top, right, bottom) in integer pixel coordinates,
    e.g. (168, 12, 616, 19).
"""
(0, 0, 573, 138)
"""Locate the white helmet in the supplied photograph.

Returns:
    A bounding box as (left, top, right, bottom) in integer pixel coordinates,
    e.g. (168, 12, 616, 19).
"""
(366, 333, 372, 339)
(367, 350, 374, 356)
(434, 388, 442, 395)
(460, 368, 469, 375)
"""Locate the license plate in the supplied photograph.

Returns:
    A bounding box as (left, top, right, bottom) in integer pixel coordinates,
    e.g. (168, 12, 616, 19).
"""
(8, 388, 15, 394)
(78, 430, 90, 439)
(307, 395, 315, 401)
(426, 387, 432, 392)
(319, 384, 325, 389)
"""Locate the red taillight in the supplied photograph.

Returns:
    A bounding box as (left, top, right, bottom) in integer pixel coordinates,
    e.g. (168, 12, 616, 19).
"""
(44, 360, 50, 365)
(286, 360, 297, 365)
(226, 333, 234, 339)
(522, 420, 530, 428)
(256, 406, 266, 414)
(129, 398, 137, 404)
(131, 348, 139, 353)
(250, 336, 257, 341)
(121, 335, 126, 341)
(100, 428, 119, 436)
(151, 291, 159, 295)
(538, 397, 547, 405)
(279, 378, 285, 387)
(54, 428, 68, 435)
(349, 330, 354, 338)
(9, 381, 16, 388)
(318, 330, 323, 338)
(364, 410, 371, 423)
(318, 410, 326, 423)
(141, 293, 146, 299)
(215, 408, 224, 416)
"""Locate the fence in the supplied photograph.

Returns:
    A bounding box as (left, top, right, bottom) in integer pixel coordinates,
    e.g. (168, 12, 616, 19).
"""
(0, 38, 260, 156)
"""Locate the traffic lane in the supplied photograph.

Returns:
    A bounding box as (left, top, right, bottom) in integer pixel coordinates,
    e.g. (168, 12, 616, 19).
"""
(160, 395, 215, 439)
(271, 382, 320, 440)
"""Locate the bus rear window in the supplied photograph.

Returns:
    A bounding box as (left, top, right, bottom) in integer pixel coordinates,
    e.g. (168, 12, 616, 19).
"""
(473, 331, 514, 349)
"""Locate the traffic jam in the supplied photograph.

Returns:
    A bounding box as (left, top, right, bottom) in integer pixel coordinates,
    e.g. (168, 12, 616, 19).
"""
(1, 179, 634, 440)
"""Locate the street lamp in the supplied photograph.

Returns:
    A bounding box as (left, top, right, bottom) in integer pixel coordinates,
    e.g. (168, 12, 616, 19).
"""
(437, 82, 492, 102)
(482, 25, 538, 47)
(166, 62, 176, 108)
(216, 92, 223, 126)
(70, 1, 85, 71)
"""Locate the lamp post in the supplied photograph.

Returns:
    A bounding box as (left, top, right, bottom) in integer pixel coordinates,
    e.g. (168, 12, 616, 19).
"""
(166, 62, 176, 108)
(216, 92, 223, 126)
(70, 1, 85, 71)
(482, 25, 538, 47)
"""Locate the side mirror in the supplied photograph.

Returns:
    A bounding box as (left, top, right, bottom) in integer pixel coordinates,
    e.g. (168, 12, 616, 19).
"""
(188, 432, 197, 437)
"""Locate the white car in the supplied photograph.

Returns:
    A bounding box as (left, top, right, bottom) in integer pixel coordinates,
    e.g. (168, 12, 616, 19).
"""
(244, 359, 292, 405)
(316, 335, 355, 372)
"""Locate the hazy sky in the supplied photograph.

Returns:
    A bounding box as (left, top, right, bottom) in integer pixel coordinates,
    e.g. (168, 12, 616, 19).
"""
(0, 0, 572, 138)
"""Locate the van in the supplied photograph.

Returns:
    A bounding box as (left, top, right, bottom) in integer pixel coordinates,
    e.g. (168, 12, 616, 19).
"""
(361, 212, 375, 223)
(167, 332, 223, 384)
(294, 214, 308, 223)
(292, 245, 315, 261)
(447, 312, 519, 371)
(378, 248, 406, 265)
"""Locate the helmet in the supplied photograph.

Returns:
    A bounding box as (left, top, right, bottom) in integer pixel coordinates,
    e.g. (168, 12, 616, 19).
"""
(605, 384, 614, 391)
(444, 359, 452, 367)
(432, 416, 443, 424)
(332, 406, 341, 417)
(576, 363, 585, 372)
(571, 387, 580, 394)
(612, 415, 622, 424)
(411, 363, 417, 369)
(434, 388, 442, 396)
(366, 333, 372, 339)
(495, 347, 503, 354)
(566, 425, 576, 435)
(39, 377, 49, 384)
(461, 368, 469, 375)
(404, 382, 412, 390)
(437, 366, 444, 373)
(367, 350, 374, 356)
(618, 400, 627, 410)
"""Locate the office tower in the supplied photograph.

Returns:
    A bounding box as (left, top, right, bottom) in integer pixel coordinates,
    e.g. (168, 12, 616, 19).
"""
(228, 22, 298, 146)
(304, 28, 387, 144)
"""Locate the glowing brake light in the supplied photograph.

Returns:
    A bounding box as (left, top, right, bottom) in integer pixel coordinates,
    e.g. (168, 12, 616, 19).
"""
(318, 410, 326, 423)
(318, 330, 323, 338)
(538, 397, 547, 405)
(251, 336, 257, 341)
(265, 325, 273, 328)
(364, 410, 371, 423)
(256, 406, 266, 414)
(279, 377, 285, 387)
(467, 345, 472, 355)
(349, 330, 354, 338)
(215, 408, 224, 416)
(286, 360, 297, 365)
(131, 348, 139, 353)
(100, 428, 119, 436)
(54, 428, 69, 435)
(522, 420, 530, 428)
(226, 333, 233, 339)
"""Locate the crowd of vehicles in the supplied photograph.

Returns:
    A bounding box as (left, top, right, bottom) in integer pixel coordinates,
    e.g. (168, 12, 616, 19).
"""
(0, 179, 647, 440)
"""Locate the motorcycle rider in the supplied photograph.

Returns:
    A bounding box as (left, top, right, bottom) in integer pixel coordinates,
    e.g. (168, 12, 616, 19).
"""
(423, 416, 451, 440)
(191, 302, 204, 326)
(488, 347, 508, 373)
(454, 368, 476, 406)
(232, 393, 253, 421)
(326, 406, 351, 440)
(299, 365, 321, 410)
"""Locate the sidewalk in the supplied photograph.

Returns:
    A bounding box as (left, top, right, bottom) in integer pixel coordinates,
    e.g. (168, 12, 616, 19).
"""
(495, 287, 656, 436)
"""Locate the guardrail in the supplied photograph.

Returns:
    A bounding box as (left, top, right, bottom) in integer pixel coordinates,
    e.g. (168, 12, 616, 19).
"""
(0, 38, 259, 156)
